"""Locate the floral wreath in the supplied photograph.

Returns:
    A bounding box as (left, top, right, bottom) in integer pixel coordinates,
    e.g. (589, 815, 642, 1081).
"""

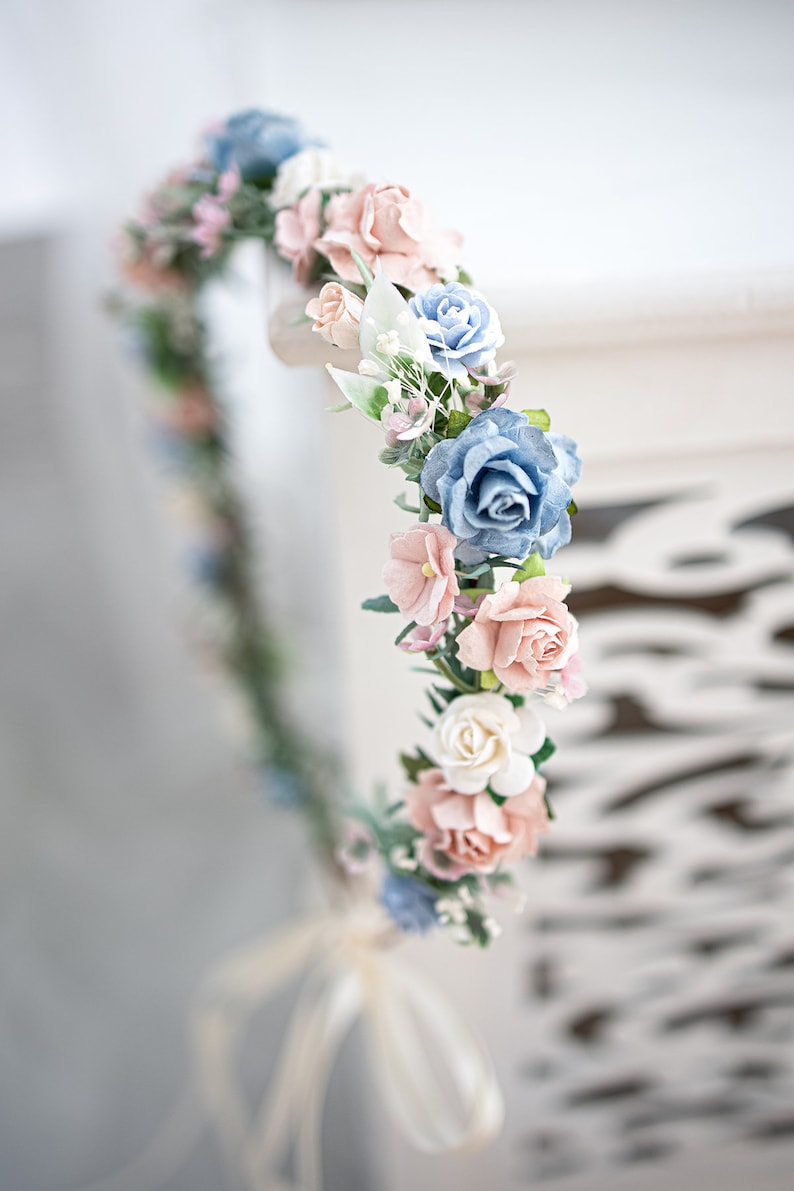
(115, 107, 585, 951)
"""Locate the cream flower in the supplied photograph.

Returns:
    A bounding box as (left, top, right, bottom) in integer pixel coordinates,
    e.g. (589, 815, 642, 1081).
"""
(433, 693, 546, 796)
(269, 147, 366, 210)
(305, 282, 364, 350)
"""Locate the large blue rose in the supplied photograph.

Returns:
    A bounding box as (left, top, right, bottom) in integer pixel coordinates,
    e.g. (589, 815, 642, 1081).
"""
(421, 408, 580, 560)
(205, 109, 320, 184)
(409, 282, 503, 379)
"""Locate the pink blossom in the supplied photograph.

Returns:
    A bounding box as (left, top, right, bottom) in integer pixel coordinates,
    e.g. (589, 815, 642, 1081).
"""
(560, 652, 588, 702)
(406, 768, 549, 876)
(315, 181, 463, 291)
(274, 189, 322, 284)
(381, 396, 434, 446)
(335, 819, 376, 875)
(383, 523, 459, 627)
(456, 576, 579, 694)
(192, 194, 231, 258)
(217, 163, 241, 203)
(397, 621, 448, 653)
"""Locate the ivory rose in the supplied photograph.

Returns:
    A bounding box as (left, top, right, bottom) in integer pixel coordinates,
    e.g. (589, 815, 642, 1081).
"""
(274, 188, 322, 283)
(383, 523, 459, 627)
(315, 181, 463, 291)
(456, 576, 579, 694)
(305, 282, 364, 349)
(406, 767, 550, 875)
(433, 693, 546, 796)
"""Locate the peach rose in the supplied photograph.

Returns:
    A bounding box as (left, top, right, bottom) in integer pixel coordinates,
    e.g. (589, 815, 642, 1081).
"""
(274, 188, 322, 283)
(305, 282, 364, 349)
(456, 576, 579, 694)
(406, 767, 549, 875)
(383, 523, 459, 627)
(315, 181, 463, 291)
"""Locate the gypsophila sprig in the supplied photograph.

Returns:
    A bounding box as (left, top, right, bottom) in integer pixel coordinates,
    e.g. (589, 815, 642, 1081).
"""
(112, 106, 585, 949)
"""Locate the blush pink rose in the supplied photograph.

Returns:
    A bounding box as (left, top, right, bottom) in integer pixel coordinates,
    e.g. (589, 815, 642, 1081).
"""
(456, 576, 579, 694)
(315, 181, 463, 291)
(406, 767, 549, 875)
(305, 282, 364, 349)
(274, 188, 322, 283)
(383, 523, 459, 627)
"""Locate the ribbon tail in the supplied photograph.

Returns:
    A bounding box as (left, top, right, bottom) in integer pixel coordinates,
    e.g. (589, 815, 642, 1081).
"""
(362, 950, 504, 1154)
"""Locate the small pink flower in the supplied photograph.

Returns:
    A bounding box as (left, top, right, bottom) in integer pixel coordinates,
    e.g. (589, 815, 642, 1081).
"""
(192, 194, 231, 258)
(315, 181, 463, 291)
(560, 652, 588, 702)
(383, 523, 459, 627)
(397, 621, 448, 653)
(456, 576, 579, 694)
(381, 396, 434, 445)
(217, 163, 241, 203)
(305, 282, 364, 349)
(406, 768, 549, 876)
(274, 188, 322, 284)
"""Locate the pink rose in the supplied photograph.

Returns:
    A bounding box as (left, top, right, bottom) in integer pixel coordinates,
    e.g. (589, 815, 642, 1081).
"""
(456, 576, 579, 694)
(305, 282, 364, 349)
(406, 768, 549, 876)
(383, 523, 459, 627)
(315, 182, 463, 291)
(274, 188, 322, 283)
(191, 194, 231, 258)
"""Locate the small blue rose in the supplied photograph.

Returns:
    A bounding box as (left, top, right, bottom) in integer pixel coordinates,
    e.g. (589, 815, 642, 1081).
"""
(205, 109, 321, 184)
(380, 873, 438, 934)
(409, 282, 503, 379)
(421, 407, 580, 560)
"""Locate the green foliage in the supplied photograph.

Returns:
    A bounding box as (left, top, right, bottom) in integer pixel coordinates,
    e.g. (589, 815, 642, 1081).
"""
(399, 749, 435, 782)
(513, 552, 546, 583)
(567, 498, 578, 515)
(447, 409, 473, 438)
(423, 493, 442, 514)
(326, 367, 389, 421)
(523, 408, 551, 431)
(532, 736, 556, 766)
(361, 594, 399, 613)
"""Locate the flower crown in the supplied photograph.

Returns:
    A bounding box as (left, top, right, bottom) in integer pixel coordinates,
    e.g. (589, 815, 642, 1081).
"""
(116, 108, 585, 948)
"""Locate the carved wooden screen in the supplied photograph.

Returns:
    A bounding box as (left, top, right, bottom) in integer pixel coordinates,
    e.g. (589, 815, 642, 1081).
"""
(514, 445, 794, 1183)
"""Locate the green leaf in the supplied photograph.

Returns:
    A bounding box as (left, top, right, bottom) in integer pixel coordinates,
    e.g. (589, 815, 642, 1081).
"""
(532, 736, 557, 766)
(544, 793, 556, 821)
(479, 669, 499, 690)
(400, 750, 435, 783)
(465, 909, 491, 948)
(447, 409, 473, 438)
(423, 494, 442, 514)
(361, 594, 399, 613)
(523, 408, 551, 431)
(504, 692, 526, 708)
(394, 619, 417, 645)
(426, 690, 444, 716)
(488, 790, 507, 807)
(326, 366, 389, 421)
(513, 552, 546, 583)
(326, 401, 353, 413)
(567, 498, 578, 516)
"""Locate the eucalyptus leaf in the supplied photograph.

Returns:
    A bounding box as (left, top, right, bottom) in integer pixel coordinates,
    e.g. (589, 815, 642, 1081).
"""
(395, 492, 420, 514)
(361, 594, 399, 613)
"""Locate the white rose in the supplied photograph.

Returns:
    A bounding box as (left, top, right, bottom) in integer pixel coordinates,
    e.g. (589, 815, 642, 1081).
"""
(269, 148, 366, 210)
(433, 693, 546, 797)
(305, 282, 364, 350)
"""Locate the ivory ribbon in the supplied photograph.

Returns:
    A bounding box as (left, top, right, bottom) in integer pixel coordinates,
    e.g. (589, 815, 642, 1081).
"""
(190, 903, 504, 1191)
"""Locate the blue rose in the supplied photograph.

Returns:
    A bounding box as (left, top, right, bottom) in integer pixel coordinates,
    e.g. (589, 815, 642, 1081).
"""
(380, 873, 438, 933)
(421, 407, 580, 560)
(409, 283, 503, 379)
(205, 109, 320, 184)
